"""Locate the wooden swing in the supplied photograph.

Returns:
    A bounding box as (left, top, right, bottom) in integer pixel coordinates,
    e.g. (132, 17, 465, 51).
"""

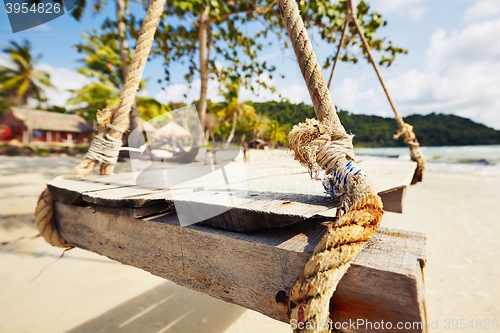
(34, 1, 428, 332)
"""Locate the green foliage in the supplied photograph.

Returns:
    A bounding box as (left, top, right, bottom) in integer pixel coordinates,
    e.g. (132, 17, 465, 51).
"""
(149, 0, 278, 94)
(0, 90, 11, 115)
(74, 31, 132, 90)
(253, 101, 316, 125)
(150, 1, 405, 93)
(261, 0, 407, 68)
(136, 96, 171, 120)
(0, 40, 55, 106)
(69, 29, 166, 122)
(211, 76, 257, 143)
(67, 82, 120, 121)
(252, 102, 500, 147)
(405, 113, 500, 146)
(68, 31, 126, 120)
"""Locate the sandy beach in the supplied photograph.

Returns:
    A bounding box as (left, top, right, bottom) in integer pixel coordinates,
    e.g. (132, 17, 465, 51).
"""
(1, 151, 499, 333)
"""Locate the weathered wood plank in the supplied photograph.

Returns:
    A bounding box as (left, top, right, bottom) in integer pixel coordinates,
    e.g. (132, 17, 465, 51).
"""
(47, 170, 168, 206)
(48, 160, 417, 227)
(55, 202, 426, 332)
(47, 179, 128, 205)
(378, 186, 407, 214)
(91, 202, 174, 218)
(361, 159, 416, 191)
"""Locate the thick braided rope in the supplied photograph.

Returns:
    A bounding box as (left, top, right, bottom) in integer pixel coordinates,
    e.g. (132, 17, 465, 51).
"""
(33, 0, 166, 248)
(394, 123, 426, 184)
(34, 188, 73, 248)
(278, 1, 384, 332)
(71, 0, 166, 178)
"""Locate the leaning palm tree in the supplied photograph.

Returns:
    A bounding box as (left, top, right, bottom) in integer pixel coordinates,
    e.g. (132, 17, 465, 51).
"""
(69, 31, 164, 121)
(75, 32, 126, 89)
(216, 76, 256, 148)
(0, 40, 55, 106)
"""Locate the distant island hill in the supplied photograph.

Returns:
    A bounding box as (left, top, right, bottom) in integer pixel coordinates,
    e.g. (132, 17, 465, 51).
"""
(252, 102, 500, 147)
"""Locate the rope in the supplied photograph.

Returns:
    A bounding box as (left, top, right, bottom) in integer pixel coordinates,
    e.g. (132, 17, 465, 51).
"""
(34, 0, 166, 248)
(34, 188, 73, 249)
(70, 0, 165, 178)
(278, 0, 384, 332)
(84, 134, 122, 165)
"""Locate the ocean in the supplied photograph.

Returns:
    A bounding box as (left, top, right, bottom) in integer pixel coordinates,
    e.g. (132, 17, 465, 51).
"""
(354, 145, 500, 175)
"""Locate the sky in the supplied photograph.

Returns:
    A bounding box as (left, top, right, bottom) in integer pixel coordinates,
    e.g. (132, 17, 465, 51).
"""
(1, 0, 500, 129)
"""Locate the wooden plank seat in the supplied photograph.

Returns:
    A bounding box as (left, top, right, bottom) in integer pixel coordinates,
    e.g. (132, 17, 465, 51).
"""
(53, 202, 426, 333)
(48, 159, 417, 231)
(48, 158, 426, 332)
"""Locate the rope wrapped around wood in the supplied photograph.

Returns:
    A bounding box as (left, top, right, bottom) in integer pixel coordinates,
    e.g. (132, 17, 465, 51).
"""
(84, 134, 122, 165)
(33, 0, 166, 248)
(278, 0, 384, 332)
(34, 187, 73, 249)
(394, 123, 426, 184)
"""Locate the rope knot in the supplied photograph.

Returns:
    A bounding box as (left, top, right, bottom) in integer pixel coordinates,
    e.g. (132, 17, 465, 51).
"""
(288, 118, 355, 179)
(394, 122, 420, 148)
(322, 160, 365, 200)
(85, 134, 123, 165)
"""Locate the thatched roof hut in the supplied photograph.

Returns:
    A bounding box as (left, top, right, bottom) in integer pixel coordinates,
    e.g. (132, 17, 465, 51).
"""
(153, 121, 191, 143)
(0, 107, 93, 144)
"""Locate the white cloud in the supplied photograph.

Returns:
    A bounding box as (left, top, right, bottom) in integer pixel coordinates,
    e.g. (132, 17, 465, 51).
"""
(318, 16, 500, 130)
(240, 74, 310, 104)
(155, 79, 223, 105)
(463, 0, 500, 22)
(156, 74, 312, 106)
(36, 64, 91, 106)
(383, 18, 500, 129)
(0, 54, 14, 68)
(367, 0, 428, 21)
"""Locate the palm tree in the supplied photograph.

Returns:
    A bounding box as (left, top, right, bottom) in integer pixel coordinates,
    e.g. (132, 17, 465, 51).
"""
(67, 81, 120, 121)
(69, 31, 164, 121)
(215, 77, 256, 148)
(71, 0, 135, 129)
(75, 32, 126, 89)
(0, 40, 55, 106)
(266, 119, 289, 148)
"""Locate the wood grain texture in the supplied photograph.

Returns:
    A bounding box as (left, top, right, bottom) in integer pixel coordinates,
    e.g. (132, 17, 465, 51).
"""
(379, 186, 406, 214)
(55, 202, 426, 332)
(48, 160, 417, 228)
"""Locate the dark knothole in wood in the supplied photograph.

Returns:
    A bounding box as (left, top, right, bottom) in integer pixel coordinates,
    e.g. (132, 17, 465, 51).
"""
(275, 290, 288, 305)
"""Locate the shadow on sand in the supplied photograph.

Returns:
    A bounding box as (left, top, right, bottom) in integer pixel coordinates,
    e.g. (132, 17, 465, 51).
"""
(66, 281, 246, 333)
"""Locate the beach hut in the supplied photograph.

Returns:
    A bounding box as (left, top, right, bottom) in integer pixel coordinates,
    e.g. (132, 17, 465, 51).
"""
(0, 107, 93, 144)
(152, 121, 191, 149)
(153, 121, 191, 141)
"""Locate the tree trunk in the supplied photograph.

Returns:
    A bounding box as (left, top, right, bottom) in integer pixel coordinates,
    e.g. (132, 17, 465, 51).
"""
(225, 110, 238, 149)
(197, 5, 210, 138)
(116, 0, 129, 82)
(176, 5, 210, 163)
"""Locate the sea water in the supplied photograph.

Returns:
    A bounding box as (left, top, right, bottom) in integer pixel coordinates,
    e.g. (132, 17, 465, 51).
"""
(354, 145, 500, 175)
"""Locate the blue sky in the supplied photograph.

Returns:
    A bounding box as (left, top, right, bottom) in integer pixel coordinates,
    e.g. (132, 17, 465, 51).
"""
(1, 0, 500, 129)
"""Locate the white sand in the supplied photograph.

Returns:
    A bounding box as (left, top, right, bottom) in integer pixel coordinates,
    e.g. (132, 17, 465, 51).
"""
(1, 152, 499, 332)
